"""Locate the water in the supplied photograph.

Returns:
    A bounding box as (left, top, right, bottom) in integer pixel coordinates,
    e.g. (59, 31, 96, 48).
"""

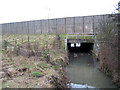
(67, 53, 117, 88)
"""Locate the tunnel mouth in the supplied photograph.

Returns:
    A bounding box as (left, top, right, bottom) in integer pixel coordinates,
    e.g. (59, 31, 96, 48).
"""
(67, 42, 94, 53)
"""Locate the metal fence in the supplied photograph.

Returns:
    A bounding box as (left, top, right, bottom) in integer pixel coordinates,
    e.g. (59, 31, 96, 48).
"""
(1, 14, 115, 35)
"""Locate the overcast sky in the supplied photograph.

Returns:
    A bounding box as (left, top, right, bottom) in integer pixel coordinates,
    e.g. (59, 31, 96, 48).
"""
(0, 0, 119, 24)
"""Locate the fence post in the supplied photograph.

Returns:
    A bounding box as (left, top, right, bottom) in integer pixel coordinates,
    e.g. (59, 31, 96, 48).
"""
(15, 40, 18, 45)
(3, 40, 7, 51)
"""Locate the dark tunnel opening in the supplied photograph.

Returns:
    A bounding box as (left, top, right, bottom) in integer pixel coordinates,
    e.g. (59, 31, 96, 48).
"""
(67, 43, 94, 53)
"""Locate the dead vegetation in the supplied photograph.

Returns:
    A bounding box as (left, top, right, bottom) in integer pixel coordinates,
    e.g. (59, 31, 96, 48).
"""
(98, 35, 120, 87)
(94, 15, 120, 88)
(1, 34, 69, 88)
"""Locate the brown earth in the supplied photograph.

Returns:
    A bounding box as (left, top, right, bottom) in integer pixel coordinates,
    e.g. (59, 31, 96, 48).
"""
(1, 36, 69, 88)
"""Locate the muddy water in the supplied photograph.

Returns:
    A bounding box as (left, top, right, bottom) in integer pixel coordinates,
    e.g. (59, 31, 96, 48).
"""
(67, 53, 117, 88)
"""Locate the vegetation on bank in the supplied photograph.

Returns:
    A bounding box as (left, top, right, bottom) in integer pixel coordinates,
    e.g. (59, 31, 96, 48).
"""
(94, 14, 120, 87)
(67, 35, 94, 40)
(1, 34, 69, 88)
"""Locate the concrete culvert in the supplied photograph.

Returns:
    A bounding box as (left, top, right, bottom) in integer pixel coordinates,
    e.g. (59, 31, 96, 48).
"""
(67, 43, 94, 53)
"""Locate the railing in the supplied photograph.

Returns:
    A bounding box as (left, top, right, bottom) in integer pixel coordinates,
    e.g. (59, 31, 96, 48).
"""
(2, 40, 16, 51)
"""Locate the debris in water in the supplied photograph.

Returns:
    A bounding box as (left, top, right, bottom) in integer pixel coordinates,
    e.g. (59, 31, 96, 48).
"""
(69, 83, 95, 88)
(80, 53, 83, 56)
(74, 53, 78, 57)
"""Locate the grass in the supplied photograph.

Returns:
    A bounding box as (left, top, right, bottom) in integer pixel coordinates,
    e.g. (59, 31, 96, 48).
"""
(33, 65, 39, 69)
(13, 66, 18, 69)
(2, 34, 94, 52)
(53, 51, 57, 55)
(40, 63, 49, 68)
(68, 35, 94, 39)
(9, 62, 14, 65)
(32, 72, 42, 76)
(3, 82, 13, 88)
(51, 65, 59, 70)
(0, 49, 6, 54)
(2, 34, 68, 88)
(34, 82, 38, 86)
(2, 34, 56, 47)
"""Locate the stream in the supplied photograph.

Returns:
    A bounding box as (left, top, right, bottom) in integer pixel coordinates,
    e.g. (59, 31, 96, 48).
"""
(66, 53, 118, 88)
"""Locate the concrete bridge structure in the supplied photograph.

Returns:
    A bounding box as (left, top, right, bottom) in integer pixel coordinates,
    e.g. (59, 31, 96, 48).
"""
(65, 34, 95, 50)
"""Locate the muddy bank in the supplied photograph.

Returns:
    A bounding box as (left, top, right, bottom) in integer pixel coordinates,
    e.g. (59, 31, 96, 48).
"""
(1, 35, 69, 88)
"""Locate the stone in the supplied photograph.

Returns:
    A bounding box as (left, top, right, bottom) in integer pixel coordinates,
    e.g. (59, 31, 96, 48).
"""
(7, 68, 16, 73)
(0, 72, 5, 78)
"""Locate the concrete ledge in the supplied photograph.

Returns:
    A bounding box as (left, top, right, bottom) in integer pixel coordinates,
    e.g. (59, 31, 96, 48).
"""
(67, 39, 94, 43)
